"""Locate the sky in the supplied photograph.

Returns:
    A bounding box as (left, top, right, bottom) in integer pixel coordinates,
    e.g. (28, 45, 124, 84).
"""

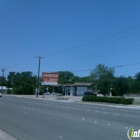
(0, 0, 140, 78)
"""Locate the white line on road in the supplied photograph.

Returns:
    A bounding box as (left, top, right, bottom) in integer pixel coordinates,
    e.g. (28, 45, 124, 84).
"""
(23, 112, 28, 115)
(59, 136, 63, 138)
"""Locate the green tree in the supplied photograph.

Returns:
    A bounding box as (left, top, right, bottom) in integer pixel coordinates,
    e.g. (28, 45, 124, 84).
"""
(114, 76, 128, 96)
(90, 64, 115, 95)
(134, 72, 140, 81)
(126, 76, 137, 93)
(134, 72, 140, 93)
(0, 76, 8, 87)
(57, 71, 75, 84)
(72, 76, 92, 83)
(7, 71, 36, 95)
(7, 72, 16, 87)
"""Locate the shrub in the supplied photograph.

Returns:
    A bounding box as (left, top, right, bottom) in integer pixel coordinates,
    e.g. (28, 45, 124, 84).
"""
(82, 96, 134, 105)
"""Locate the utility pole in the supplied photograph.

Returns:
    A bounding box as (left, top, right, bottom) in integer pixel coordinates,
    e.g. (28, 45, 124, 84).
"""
(1, 69, 5, 93)
(36, 56, 44, 98)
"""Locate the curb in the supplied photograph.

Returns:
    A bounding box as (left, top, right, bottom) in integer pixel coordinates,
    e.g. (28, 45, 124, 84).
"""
(4, 95, 140, 109)
(76, 101, 140, 109)
(0, 129, 17, 140)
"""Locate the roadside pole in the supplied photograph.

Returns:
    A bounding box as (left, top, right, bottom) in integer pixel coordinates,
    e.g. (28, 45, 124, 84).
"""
(36, 56, 44, 98)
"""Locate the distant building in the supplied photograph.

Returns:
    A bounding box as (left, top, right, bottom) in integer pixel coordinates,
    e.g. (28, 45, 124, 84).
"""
(62, 82, 93, 96)
(0, 86, 12, 93)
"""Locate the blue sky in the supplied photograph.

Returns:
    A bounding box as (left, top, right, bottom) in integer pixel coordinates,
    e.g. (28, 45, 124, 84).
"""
(0, 0, 140, 77)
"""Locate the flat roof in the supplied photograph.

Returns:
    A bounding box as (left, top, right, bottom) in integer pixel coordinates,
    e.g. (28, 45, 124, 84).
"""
(73, 82, 92, 86)
(62, 84, 74, 86)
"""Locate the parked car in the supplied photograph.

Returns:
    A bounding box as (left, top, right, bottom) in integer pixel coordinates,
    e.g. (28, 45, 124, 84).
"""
(84, 91, 96, 96)
(0, 92, 2, 97)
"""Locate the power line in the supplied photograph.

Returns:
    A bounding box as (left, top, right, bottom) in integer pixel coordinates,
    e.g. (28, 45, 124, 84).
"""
(51, 45, 140, 64)
(40, 23, 140, 57)
(2, 23, 140, 72)
(63, 62, 140, 73)
(39, 31, 140, 63)
(5, 57, 35, 69)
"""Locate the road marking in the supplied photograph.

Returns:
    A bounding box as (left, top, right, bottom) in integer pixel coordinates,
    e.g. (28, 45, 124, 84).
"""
(95, 121, 97, 123)
(108, 124, 111, 126)
(115, 114, 119, 115)
(125, 127, 128, 129)
(23, 112, 28, 115)
(103, 112, 108, 114)
(82, 118, 85, 120)
(59, 136, 63, 138)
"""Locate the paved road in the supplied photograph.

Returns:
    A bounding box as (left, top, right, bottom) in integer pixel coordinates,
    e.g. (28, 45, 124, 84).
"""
(0, 96, 140, 140)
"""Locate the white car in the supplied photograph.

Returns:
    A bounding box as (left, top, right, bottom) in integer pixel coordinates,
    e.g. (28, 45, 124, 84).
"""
(0, 93, 2, 97)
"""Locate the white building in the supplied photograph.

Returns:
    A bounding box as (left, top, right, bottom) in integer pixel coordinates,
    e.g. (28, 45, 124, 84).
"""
(0, 86, 12, 93)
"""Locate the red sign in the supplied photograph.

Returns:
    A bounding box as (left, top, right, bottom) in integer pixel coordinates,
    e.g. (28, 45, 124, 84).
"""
(42, 73, 59, 82)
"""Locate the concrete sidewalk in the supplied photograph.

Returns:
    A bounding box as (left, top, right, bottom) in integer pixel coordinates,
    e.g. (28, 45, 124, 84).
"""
(5, 94, 83, 102)
(0, 129, 17, 140)
(4, 94, 140, 109)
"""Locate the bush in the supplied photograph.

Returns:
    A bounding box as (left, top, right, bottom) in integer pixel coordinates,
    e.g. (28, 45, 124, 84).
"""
(7, 89, 13, 94)
(82, 96, 134, 104)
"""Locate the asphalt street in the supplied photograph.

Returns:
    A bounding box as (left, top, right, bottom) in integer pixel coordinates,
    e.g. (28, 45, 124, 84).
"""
(0, 96, 140, 140)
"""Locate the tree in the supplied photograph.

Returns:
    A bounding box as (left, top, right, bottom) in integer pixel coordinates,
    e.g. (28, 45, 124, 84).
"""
(114, 76, 128, 96)
(72, 76, 92, 83)
(134, 72, 140, 81)
(126, 76, 137, 93)
(7, 71, 36, 95)
(134, 72, 140, 93)
(7, 72, 16, 87)
(57, 71, 75, 84)
(57, 71, 93, 84)
(90, 64, 115, 95)
(0, 76, 8, 87)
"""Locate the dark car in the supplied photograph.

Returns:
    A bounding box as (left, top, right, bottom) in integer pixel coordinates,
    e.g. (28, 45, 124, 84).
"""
(84, 91, 96, 96)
